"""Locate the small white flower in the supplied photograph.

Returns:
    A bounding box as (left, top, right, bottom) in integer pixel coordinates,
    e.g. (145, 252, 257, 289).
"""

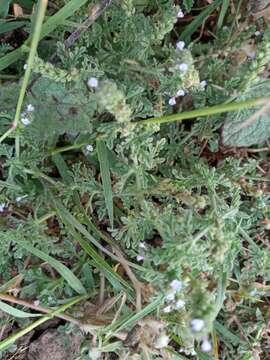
(163, 305, 172, 313)
(177, 10, 184, 18)
(201, 339, 212, 353)
(26, 104, 35, 112)
(175, 299, 185, 309)
(254, 31, 261, 36)
(176, 89, 185, 97)
(200, 80, 207, 88)
(34, 300, 40, 306)
(0, 203, 6, 212)
(86, 144, 94, 152)
(176, 41, 185, 51)
(191, 318, 204, 332)
(23, 64, 28, 70)
(168, 97, 176, 106)
(136, 255, 144, 262)
(21, 117, 31, 126)
(165, 292, 175, 302)
(139, 242, 146, 249)
(154, 333, 170, 349)
(87, 77, 99, 88)
(179, 63, 189, 72)
(170, 279, 182, 292)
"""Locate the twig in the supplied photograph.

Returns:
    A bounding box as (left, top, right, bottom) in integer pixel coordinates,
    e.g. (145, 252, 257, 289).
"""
(246, 147, 270, 153)
(0, 293, 82, 326)
(62, 0, 112, 49)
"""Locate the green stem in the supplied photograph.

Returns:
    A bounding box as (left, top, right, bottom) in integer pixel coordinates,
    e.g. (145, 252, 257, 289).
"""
(132, 96, 270, 126)
(0, 0, 48, 151)
(49, 142, 88, 155)
(0, 294, 87, 351)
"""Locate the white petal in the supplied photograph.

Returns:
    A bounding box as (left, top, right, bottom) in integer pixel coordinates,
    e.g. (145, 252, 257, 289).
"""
(21, 117, 31, 126)
(176, 89, 185, 97)
(87, 77, 99, 88)
(176, 41, 185, 50)
(168, 97, 176, 106)
(136, 255, 144, 261)
(179, 63, 188, 72)
(170, 279, 182, 292)
(177, 10, 184, 18)
(163, 305, 172, 313)
(175, 299, 185, 309)
(27, 104, 35, 112)
(191, 318, 204, 332)
(201, 339, 212, 352)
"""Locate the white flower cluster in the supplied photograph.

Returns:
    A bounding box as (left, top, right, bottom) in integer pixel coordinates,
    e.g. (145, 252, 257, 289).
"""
(20, 104, 35, 126)
(163, 279, 185, 313)
(168, 88, 186, 106)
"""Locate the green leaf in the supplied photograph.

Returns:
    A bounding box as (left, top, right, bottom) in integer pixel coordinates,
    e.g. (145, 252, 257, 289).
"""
(24, 77, 96, 138)
(223, 83, 270, 146)
(0, 300, 41, 318)
(97, 139, 114, 228)
(183, 0, 195, 12)
(217, 0, 230, 29)
(18, 241, 87, 295)
(0, 0, 10, 18)
(0, 21, 27, 34)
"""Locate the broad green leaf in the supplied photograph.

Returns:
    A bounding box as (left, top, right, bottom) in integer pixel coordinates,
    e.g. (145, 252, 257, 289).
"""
(24, 77, 96, 138)
(0, 0, 10, 18)
(223, 83, 270, 146)
(18, 241, 87, 295)
(97, 139, 114, 228)
(0, 300, 41, 318)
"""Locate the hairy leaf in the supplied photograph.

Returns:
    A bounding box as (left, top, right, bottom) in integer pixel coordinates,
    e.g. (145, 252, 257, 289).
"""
(222, 83, 270, 146)
(25, 77, 96, 138)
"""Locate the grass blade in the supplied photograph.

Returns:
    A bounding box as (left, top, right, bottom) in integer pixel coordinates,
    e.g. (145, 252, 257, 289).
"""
(18, 241, 86, 295)
(217, 0, 230, 30)
(50, 197, 133, 294)
(0, 300, 41, 318)
(0, 295, 86, 351)
(180, 0, 222, 42)
(97, 139, 114, 228)
(103, 295, 163, 334)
